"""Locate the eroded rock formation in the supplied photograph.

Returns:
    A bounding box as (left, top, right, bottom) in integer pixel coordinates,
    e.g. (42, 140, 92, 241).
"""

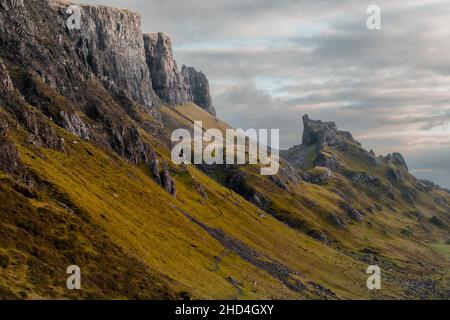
(143, 32, 216, 115)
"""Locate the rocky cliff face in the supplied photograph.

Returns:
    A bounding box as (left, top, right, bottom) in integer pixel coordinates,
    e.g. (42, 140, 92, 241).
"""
(76, 5, 159, 110)
(282, 115, 406, 176)
(1, 2, 450, 301)
(0, 0, 217, 168)
(0, 58, 14, 98)
(182, 65, 216, 116)
(302, 114, 358, 147)
(143, 33, 192, 106)
(1, 0, 24, 10)
(143, 32, 216, 115)
(0, 1, 159, 114)
(0, 1, 215, 117)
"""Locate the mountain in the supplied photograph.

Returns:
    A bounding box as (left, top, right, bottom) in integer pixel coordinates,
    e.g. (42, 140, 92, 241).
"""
(0, 0, 449, 300)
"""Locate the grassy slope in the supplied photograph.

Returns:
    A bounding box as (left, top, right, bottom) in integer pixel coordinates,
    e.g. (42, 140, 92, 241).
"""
(169, 104, 450, 299)
(0, 87, 448, 300)
(0, 101, 375, 299)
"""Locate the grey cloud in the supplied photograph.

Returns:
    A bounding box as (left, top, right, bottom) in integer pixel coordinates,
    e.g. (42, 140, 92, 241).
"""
(84, 0, 450, 187)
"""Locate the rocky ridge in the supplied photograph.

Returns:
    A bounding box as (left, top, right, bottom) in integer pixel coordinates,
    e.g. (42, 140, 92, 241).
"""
(144, 32, 216, 115)
(0, 1, 215, 116)
(0, 1, 449, 301)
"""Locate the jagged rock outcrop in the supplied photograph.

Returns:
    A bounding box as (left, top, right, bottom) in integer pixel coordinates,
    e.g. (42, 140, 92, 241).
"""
(0, 119, 19, 173)
(11, 106, 65, 152)
(182, 65, 216, 116)
(109, 125, 153, 164)
(0, 1, 160, 118)
(225, 171, 271, 211)
(149, 153, 162, 185)
(388, 167, 405, 183)
(327, 213, 345, 229)
(161, 162, 177, 197)
(302, 115, 358, 147)
(143, 32, 216, 116)
(1, 0, 23, 11)
(143, 33, 192, 106)
(1, 1, 217, 171)
(342, 203, 363, 222)
(307, 230, 330, 245)
(148, 154, 177, 197)
(385, 152, 409, 171)
(282, 115, 379, 172)
(0, 58, 14, 98)
(348, 171, 379, 184)
(74, 5, 159, 111)
(61, 111, 90, 140)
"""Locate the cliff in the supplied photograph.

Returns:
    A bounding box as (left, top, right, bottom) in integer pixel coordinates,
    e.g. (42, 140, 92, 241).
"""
(182, 65, 216, 116)
(144, 32, 216, 115)
(0, 1, 449, 301)
(0, 0, 215, 116)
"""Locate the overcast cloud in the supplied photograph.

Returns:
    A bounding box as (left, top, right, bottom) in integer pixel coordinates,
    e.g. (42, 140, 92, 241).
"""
(85, 0, 450, 188)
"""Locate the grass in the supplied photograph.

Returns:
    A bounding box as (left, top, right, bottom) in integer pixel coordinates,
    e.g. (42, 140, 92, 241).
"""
(1, 74, 449, 299)
(432, 243, 450, 260)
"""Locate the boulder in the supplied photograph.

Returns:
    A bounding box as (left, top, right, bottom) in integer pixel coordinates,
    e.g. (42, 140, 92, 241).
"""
(161, 162, 177, 198)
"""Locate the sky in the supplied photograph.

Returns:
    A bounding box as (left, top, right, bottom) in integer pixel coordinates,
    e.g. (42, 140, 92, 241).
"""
(85, 0, 450, 188)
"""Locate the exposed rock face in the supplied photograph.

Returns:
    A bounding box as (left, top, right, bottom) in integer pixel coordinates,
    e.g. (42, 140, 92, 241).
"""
(0, 119, 7, 136)
(161, 162, 177, 197)
(282, 115, 379, 172)
(348, 171, 379, 184)
(0, 59, 14, 97)
(182, 65, 216, 116)
(11, 107, 65, 152)
(1, 0, 23, 11)
(143, 33, 216, 116)
(307, 230, 330, 245)
(302, 115, 338, 146)
(148, 154, 177, 197)
(109, 125, 153, 164)
(388, 167, 405, 183)
(61, 111, 90, 140)
(327, 213, 345, 229)
(342, 203, 363, 222)
(143, 33, 191, 106)
(0, 1, 216, 167)
(386, 152, 408, 171)
(75, 5, 159, 111)
(303, 167, 332, 184)
(0, 1, 161, 118)
(225, 171, 271, 211)
(149, 153, 162, 185)
(302, 115, 357, 147)
(0, 136, 19, 173)
(0, 119, 19, 173)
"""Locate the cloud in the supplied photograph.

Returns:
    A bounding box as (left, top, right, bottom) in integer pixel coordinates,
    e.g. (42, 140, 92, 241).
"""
(86, 0, 450, 187)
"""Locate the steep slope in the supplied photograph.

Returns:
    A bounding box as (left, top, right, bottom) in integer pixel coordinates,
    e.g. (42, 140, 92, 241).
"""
(165, 104, 450, 299)
(0, 1, 449, 300)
